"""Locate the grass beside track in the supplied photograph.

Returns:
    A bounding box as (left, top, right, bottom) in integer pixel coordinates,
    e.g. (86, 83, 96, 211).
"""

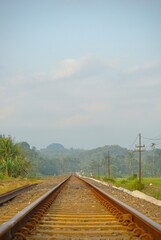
(0, 177, 44, 195)
(1, 176, 161, 200)
(93, 176, 161, 200)
(141, 178, 161, 200)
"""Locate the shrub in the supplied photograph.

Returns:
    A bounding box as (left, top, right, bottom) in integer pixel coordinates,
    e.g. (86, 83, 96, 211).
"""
(152, 192, 161, 200)
(102, 176, 116, 184)
(120, 179, 128, 184)
(129, 179, 144, 191)
(0, 173, 4, 179)
(128, 174, 137, 180)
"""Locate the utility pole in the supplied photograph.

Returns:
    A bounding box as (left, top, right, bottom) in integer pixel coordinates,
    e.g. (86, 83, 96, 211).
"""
(107, 151, 110, 177)
(135, 133, 145, 183)
(97, 161, 100, 177)
(151, 143, 156, 177)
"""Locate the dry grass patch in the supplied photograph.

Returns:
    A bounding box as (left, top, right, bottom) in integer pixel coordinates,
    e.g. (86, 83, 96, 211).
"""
(0, 178, 44, 195)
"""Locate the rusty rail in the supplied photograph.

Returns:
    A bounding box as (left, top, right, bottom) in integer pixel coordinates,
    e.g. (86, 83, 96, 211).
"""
(78, 175, 161, 240)
(0, 175, 71, 240)
(0, 184, 38, 206)
(0, 174, 161, 239)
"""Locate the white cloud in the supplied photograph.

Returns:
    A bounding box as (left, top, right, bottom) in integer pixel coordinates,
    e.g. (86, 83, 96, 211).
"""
(126, 60, 161, 74)
(54, 55, 110, 80)
(54, 58, 79, 79)
(1, 55, 161, 148)
(1, 56, 112, 96)
(123, 60, 161, 87)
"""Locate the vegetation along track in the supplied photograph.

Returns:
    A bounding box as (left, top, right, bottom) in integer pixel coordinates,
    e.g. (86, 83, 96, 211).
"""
(0, 175, 161, 240)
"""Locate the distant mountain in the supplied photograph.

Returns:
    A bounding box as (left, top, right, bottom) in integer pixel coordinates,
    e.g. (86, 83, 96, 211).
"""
(46, 143, 65, 150)
(38, 143, 161, 177)
(39, 143, 130, 177)
(40, 143, 70, 158)
(40, 143, 129, 160)
(86, 145, 128, 158)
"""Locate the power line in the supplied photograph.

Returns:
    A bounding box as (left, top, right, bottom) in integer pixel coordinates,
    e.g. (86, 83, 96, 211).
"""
(153, 134, 161, 138)
(142, 136, 161, 141)
(129, 134, 139, 150)
(142, 135, 161, 149)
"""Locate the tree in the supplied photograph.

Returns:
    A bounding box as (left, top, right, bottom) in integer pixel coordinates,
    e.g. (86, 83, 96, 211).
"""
(125, 151, 138, 176)
(0, 136, 29, 177)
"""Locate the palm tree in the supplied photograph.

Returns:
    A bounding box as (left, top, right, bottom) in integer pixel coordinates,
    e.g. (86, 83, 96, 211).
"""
(0, 136, 24, 176)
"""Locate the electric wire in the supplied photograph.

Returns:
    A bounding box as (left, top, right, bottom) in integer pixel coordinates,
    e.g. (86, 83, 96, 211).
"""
(142, 135, 161, 149)
(128, 134, 139, 150)
(142, 136, 161, 141)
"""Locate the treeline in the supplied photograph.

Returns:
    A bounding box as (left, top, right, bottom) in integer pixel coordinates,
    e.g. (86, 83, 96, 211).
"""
(39, 143, 161, 178)
(0, 136, 81, 178)
(0, 135, 161, 178)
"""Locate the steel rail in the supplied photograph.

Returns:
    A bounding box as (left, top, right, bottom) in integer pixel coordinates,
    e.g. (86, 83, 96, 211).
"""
(0, 184, 38, 206)
(0, 174, 160, 239)
(78, 176, 161, 239)
(0, 175, 71, 240)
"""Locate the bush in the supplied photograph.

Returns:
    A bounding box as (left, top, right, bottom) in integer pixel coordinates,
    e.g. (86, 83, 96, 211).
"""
(94, 176, 101, 180)
(115, 178, 145, 191)
(128, 174, 137, 180)
(129, 179, 144, 191)
(120, 179, 128, 184)
(102, 176, 116, 184)
(152, 192, 161, 200)
(0, 173, 4, 179)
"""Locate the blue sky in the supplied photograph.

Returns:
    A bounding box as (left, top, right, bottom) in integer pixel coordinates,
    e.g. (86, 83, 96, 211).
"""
(0, 0, 161, 149)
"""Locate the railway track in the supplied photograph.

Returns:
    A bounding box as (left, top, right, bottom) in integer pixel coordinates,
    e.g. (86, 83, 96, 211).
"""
(0, 184, 38, 206)
(0, 175, 161, 240)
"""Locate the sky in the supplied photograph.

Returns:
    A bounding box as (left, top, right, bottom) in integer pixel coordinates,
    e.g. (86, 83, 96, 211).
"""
(0, 0, 161, 150)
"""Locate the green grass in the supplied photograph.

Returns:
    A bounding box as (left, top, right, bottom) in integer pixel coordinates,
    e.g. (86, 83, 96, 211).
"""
(114, 178, 144, 191)
(142, 178, 161, 186)
(151, 192, 161, 200)
(93, 175, 161, 200)
(98, 174, 144, 191)
(141, 178, 161, 200)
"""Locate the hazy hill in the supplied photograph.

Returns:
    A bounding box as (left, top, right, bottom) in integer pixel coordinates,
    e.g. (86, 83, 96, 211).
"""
(38, 143, 161, 177)
(19, 141, 161, 177)
(40, 143, 128, 158)
(40, 143, 85, 158)
(46, 143, 65, 150)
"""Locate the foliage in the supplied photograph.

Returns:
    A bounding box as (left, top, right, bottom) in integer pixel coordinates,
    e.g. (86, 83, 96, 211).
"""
(141, 178, 161, 200)
(0, 172, 4, 179)
(38, 143, 161, 178)
(111, 177, 144, 191)
(151, 192, 161, 200)
(127, 173, 138, 180)
(18, 142, 41, 177)
(0, 136, 29, 177)
(1, 135, 161, 179)
(130, 180, 144, 191)
(101, 176, 116, 184)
